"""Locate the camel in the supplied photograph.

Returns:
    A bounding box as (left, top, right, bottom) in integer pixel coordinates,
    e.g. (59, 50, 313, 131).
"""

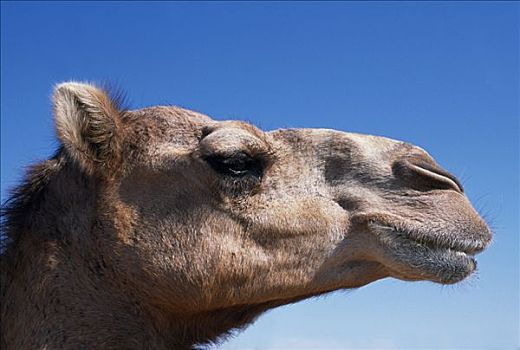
(0, 82, 491, 349)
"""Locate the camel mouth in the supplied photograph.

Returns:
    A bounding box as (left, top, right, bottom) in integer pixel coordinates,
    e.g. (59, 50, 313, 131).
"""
(367, 221, 490, 284)
(369, 221, 488, 255)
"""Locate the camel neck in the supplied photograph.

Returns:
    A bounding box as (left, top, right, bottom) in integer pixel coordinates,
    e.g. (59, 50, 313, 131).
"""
(0, 161, 183, 349)
(1, 234, 196, 349)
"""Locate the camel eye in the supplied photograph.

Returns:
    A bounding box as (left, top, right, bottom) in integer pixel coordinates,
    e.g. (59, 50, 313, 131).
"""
(205, 152, 263, 179)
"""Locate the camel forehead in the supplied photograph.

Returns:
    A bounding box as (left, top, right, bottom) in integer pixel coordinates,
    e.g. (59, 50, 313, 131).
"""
(128, 106, 214, 133)
(125, 106, 268, 146)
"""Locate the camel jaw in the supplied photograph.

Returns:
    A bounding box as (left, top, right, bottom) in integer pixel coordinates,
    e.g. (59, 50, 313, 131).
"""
(367, 221, 491, 285)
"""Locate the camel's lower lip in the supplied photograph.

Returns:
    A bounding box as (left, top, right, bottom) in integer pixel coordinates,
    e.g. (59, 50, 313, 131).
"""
(368, 221, 481, 284)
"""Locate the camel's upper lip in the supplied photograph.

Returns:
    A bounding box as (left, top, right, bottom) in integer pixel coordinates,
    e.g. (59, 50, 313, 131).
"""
(367, 221, 488, 255)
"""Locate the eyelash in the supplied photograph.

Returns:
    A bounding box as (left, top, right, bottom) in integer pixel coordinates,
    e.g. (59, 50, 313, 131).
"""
(204, 153, 264, 180)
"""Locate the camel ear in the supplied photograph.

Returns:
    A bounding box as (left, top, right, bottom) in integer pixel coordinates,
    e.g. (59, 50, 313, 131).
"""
(53, 82, 122, 173)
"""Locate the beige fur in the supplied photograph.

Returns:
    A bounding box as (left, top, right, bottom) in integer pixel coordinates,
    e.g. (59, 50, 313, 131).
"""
(1, 82, 492, 349)
(53, 82, 122, 174)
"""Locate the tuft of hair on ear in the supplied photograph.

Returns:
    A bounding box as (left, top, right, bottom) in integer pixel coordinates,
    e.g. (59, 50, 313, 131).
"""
(53, 81, 125, 174)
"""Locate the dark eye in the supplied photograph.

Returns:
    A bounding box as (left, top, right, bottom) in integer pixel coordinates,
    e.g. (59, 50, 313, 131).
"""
(205, 152, 263, 179)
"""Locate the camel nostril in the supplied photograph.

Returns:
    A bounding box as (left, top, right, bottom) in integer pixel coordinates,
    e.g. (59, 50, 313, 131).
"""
(410, 163, 464, 193)
(392, 157, 464, 193)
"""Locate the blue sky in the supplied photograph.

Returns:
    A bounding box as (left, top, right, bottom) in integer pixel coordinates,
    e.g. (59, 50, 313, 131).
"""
(1, 2, 518, 349)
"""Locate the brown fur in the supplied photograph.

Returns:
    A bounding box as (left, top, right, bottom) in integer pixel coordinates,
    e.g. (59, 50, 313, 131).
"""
(1, 82, 492, 349)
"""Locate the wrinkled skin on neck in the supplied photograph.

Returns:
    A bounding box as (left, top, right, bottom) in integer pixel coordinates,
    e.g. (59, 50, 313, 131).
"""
(1, 83, 491, 349)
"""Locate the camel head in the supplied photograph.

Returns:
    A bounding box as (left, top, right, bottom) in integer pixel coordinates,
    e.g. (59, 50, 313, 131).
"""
(50, 82, 491, 343)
